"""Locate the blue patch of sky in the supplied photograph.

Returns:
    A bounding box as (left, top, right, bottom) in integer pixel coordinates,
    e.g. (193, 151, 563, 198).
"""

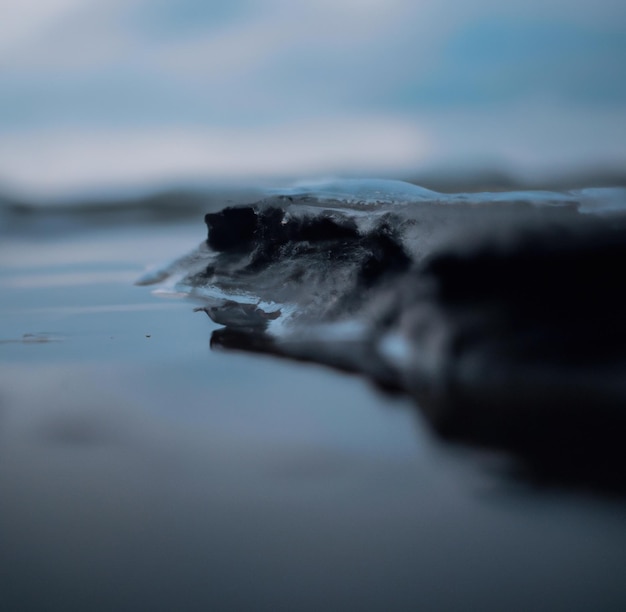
(0, 69, 302, 131)
(2, 75, 202, 130)
(372, 19, 626, 111)
(3, 14, 625, 133)
(127, 0, 255, 41)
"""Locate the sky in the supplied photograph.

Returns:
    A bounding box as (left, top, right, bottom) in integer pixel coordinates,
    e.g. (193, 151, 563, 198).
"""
(1, 0, 625, 196)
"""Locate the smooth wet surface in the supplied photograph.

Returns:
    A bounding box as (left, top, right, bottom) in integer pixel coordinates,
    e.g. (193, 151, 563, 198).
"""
(1, 208, 626, 611)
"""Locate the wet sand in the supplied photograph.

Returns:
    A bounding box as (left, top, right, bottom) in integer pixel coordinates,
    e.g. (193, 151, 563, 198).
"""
(1, 213, 626, 611)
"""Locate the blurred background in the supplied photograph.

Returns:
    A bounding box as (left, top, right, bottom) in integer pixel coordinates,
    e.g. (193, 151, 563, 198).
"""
(1, 0, 625, 199)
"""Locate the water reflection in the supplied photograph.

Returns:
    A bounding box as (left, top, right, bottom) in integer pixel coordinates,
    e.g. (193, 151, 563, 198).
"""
(209, 320, 626, 496)
(2, 194, 626, 611)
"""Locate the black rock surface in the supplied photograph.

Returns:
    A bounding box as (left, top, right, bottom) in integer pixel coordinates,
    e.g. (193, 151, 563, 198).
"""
(149, 181, 626, 492)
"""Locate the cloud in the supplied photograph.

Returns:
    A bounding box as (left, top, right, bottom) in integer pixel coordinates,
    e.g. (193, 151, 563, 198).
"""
(0, 117, 427, 196)
(0, 0, 87, 54)
(1, 0, 626, 193)
(417, 98, 626, 174)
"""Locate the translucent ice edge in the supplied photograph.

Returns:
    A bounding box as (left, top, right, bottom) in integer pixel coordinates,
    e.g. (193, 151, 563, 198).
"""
(265, 178, 626, 213)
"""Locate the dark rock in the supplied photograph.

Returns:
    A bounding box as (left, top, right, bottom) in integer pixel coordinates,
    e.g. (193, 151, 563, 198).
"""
(194, 195, 626, 493)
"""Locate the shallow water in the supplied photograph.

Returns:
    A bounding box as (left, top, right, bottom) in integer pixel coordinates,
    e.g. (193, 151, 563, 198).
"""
(1, 199, 626, 611)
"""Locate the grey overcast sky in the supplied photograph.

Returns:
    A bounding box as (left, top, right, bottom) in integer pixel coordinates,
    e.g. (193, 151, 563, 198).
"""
(1, 0, 625, 195)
